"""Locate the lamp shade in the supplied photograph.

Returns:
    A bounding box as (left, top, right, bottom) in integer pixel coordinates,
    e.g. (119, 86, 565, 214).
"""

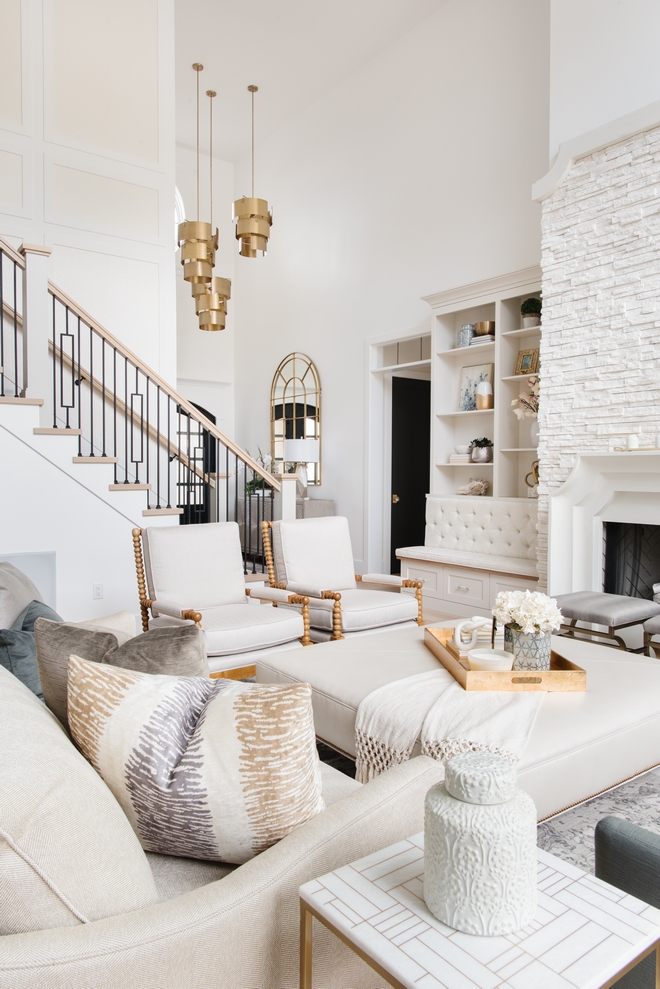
(283, 438, 320, 463)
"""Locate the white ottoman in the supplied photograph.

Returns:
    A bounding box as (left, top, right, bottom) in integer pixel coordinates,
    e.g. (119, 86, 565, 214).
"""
(256, 625, 660, 819)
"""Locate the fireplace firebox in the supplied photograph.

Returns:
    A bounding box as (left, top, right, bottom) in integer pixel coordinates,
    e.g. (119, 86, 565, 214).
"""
(603, 522, 660, 600)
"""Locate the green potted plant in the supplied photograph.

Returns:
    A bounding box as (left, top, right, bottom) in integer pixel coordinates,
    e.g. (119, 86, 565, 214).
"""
(520, 297, 542, 328)
(471, 437, 493, 464)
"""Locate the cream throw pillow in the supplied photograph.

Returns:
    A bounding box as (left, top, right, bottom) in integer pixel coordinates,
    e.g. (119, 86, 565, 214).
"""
(68, 656, 325, 865)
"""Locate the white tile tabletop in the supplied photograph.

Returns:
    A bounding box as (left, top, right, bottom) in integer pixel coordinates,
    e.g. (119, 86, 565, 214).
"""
(299, 834, 660, 989)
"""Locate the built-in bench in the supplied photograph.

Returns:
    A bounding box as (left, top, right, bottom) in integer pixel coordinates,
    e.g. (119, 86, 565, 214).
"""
(397, 496, 539, 618)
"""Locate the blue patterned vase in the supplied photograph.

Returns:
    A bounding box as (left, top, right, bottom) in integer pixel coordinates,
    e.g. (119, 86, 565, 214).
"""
(504, 626, 551, 671)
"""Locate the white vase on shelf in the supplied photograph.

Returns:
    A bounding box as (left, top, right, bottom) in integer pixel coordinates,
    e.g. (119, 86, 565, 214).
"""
(530, 419, 539, 448)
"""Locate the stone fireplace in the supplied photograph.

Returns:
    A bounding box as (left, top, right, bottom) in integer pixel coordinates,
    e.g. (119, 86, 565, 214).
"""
(533, 110, 660, 591)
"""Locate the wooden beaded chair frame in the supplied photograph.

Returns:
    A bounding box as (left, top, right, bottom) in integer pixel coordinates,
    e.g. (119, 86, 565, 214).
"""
(261, 521, 424, 641)
(132, 527, 313, 679)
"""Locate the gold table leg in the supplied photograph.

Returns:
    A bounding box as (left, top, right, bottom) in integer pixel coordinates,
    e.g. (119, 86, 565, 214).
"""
(300, 900, 313, 989)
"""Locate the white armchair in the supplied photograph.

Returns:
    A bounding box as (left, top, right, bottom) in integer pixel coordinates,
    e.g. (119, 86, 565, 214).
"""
(262, 516, 423, 641)
(132, 523, 311, 676)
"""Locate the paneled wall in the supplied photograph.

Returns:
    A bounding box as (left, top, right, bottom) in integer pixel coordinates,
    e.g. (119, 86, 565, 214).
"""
(0, 0, 176, 381)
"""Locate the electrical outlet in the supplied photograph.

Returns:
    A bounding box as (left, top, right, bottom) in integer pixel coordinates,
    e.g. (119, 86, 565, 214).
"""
(93, 583, 104, 600)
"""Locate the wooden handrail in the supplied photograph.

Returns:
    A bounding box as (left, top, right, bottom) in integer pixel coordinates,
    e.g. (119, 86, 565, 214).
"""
(48, 280, 280, 491)
(0, 237, 26, 270)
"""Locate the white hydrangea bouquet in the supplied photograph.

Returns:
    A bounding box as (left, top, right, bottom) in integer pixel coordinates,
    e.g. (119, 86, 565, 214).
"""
(492, 589, 563, 634)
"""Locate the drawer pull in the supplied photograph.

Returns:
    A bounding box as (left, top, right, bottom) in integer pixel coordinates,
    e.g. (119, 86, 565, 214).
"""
(456, 585, 470, 592)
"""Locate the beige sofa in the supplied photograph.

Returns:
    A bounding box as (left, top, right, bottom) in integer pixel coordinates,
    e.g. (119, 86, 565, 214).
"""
(0, 662, 442, 989)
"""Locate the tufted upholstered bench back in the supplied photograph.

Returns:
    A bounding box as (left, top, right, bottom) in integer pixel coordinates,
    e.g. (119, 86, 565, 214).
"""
(425, 497, 538, 561)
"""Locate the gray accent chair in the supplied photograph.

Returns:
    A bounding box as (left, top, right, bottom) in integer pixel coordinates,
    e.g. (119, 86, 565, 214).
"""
(555, 592, 660, 650)
(595, 816, 660, 987)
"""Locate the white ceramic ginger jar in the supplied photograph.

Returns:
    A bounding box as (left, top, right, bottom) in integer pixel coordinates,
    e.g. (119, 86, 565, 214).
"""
(424, 751, 537, 936)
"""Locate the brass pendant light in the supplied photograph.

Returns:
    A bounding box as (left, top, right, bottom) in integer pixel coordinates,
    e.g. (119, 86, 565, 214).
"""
(233, 85, 272, 258)
(178, 65, 231, 331)
(178, 65, 217, 284)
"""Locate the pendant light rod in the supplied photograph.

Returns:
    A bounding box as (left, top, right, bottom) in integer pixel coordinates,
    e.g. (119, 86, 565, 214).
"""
(248, 85, 258, 198)
(193, 63, 203, 220)
(207, 89, 216, 230)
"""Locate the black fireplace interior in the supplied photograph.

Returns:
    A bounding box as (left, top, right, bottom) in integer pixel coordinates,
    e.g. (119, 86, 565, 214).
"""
(603, 522, 660, 599)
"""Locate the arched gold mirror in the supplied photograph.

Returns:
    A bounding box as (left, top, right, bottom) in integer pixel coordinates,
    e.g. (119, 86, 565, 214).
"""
(271, 353, 321, 485)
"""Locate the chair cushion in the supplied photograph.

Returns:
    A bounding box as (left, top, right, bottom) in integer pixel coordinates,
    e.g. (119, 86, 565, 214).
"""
(35, 620, 206, 730)
(308, 589, 418, 632)
(0, 562, 44, 628)
(555, 591, 660, 626)
(0, 665, 158, 934)
(68, 656, 325, 865)
(143, 522, 246, 613)
(272, 517, 357, 591)
(200, 603, 304, 656)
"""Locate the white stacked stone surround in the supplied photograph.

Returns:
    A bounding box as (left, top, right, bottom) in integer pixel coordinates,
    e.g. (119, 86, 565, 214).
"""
(538, 123, 660, 588)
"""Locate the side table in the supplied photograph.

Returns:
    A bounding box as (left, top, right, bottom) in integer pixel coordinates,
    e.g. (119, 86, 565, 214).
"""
(300, 833, 660, 989)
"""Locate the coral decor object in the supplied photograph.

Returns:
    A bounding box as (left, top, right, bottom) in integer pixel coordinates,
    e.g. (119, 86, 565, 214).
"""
(456, 478, 489, 496)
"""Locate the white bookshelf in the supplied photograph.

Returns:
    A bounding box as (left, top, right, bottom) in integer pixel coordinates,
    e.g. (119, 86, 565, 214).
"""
(423, 267, 542, 499)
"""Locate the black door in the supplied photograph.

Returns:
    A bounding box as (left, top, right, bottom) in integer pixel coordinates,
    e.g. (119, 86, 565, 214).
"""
(390, 376, 431, 573)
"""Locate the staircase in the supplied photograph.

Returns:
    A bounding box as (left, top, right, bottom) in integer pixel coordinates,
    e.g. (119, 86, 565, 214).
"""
(0, 238, 285, 615)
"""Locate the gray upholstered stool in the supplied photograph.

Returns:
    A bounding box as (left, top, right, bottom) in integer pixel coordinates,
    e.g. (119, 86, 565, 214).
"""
(643, 614, 660, 656)
(555, 591, 660, 650)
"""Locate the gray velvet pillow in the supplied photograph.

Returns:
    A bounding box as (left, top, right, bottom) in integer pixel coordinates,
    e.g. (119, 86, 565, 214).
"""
(35, 620, 209, 730)
(0, 600, 63, 701)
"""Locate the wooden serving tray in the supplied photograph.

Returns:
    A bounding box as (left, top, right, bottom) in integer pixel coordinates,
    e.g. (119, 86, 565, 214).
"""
(424, 627, 586, 692)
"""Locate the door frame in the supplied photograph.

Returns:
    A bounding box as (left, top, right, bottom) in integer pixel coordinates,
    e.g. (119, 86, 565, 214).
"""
(364, 327, 432, 574)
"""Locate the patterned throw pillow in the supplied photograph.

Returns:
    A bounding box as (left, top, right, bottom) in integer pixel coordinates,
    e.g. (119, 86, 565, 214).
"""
(68, 656, 325, 864)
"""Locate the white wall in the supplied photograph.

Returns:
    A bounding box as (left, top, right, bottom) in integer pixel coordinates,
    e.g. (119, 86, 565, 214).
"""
(550, 0, 660, 160)
(232, 0, 550, 569)
(0, 0, 176, 382)
(175, 145, 235, 436)
(0, 423, 141, 623)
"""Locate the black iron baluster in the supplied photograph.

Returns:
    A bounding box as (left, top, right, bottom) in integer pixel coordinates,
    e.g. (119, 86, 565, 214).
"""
(51, 298, 57, 427)
(76, 316, 82, 453)
(88, 323, 93, 450)
(101, 336, 106, 457)
(145, 375, 150, 506)
(12, 261, 18, 397)
(167, 395, 171, 508)
(156, 384, 160, 508)
(113, 348, 118, 482)
(124, 358, 128, 483)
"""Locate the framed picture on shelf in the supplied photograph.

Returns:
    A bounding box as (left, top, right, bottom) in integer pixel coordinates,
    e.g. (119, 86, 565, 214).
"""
(514, 348, 539, 375)
(458, 363, 494, 412)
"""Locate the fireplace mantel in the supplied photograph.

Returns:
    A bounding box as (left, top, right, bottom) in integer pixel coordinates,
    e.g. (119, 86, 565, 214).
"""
(548, 451, 660, 595)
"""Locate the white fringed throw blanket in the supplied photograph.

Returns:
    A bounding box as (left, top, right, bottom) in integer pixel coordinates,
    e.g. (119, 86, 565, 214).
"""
(355, 668, 544, 783)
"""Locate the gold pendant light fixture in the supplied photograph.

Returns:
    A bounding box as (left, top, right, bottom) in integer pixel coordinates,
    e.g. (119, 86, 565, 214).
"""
(177, 65, 230, 331)
(233, 85, 273, 258)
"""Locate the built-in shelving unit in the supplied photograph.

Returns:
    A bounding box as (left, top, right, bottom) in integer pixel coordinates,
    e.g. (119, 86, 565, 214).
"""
(423, 266, 542, 499)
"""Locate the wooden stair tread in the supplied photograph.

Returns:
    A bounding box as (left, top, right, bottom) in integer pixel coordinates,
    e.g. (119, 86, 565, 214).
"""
(1, 397, 45, 406)
(142, 507, 183, 516)
(34, 426, 82, 434)
(109, 482, 151, 491)
(73, 456, 118, 464)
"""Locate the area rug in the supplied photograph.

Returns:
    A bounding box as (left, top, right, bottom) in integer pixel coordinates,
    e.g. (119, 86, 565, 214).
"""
(536, 766, 660, 874)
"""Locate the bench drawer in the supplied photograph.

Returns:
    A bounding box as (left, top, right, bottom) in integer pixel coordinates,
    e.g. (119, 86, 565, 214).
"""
(444, 567, 489, 609)
(489, 573, 537, 607)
